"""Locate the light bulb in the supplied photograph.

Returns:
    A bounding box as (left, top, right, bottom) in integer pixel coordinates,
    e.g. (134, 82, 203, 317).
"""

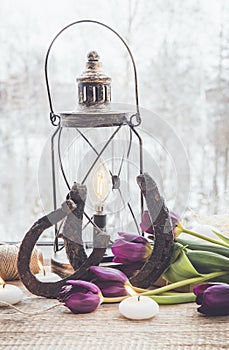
(93, 163, 111, 213)
(90, 162, 111, 242)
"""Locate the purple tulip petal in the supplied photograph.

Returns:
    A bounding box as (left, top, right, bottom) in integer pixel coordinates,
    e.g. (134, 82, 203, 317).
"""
(66, 280, 101, 294)
(140, 210, 180, 234)
(118, 232, 149, 244)
(101, 285, 127, 297)
(196, 284, 229, 316)
(58, 285, 73, 302)
(65, 291, 101, 314)
(112, 239, 148, 264)
(112, 256, 124, 263)
(118, 262, 144, 277)
(194, 283, 223, 305)
(194, 283, 223, 306)
(92, 280, 127, 297)
(140, 211, 154, 234)
(193, 283, 218, 296)
(58, 280, 102, 314)
(195, 293, 204, 305)
(90, 266, 128, 283)
(169, 210, 180, 227)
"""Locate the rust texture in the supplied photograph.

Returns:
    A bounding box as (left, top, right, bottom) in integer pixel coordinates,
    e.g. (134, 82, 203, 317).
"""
(130, 173, 174, 288)
(60, 111, 128, 128)
(61, 183, 87, 270)
(60, 51, 131, 128)
(77, 51, 111, 107)
(17, 186, 109, 298)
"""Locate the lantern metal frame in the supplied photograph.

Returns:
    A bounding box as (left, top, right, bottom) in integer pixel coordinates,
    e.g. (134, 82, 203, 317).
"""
(44, 20, 144, 252)
(17, 20, 175, 298)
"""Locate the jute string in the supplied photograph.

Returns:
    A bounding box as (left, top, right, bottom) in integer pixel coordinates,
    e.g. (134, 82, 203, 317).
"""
(0, 244, 43, 281)
(0, 300, 63, 316)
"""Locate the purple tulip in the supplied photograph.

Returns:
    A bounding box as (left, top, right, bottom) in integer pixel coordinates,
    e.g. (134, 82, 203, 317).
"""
(90, 266, 128, 297)
(140, 211, 154, 234)
(140, 210, 180, 234)
(111, 232, 152, 264)
(118, 261, 144, 278)
(58, 280, 102, 314)
(193, 283, 229, 316)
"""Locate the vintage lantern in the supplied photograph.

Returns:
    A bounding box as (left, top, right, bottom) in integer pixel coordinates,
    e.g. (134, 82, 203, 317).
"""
(17, 20, 174, 298)
(46, 21, 143, 267)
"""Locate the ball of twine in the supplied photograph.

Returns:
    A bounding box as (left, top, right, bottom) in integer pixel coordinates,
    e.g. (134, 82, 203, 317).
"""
(0, 244, 43, 281)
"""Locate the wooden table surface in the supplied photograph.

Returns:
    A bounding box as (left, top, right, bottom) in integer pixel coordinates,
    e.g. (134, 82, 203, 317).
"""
(0, 280, 228, 350)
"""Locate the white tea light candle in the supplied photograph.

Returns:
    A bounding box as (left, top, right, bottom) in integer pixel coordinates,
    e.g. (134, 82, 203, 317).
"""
(36, 261, 61, 282)
(119, 296, 159, 320)
(36, 272, 61, 282)
(0, 277, 23, 306)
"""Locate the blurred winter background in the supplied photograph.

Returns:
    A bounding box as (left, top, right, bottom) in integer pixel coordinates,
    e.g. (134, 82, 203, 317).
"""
(0, 0, 228, 242)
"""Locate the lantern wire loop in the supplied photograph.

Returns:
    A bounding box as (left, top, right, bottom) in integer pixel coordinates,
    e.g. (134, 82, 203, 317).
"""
(129, 113, 141, 127)
(50, 112, 60, 126)
(44, 19, 141, 126)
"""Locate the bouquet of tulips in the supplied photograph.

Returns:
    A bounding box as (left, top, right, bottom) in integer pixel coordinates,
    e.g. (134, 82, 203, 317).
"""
(58, 213, 229, 317)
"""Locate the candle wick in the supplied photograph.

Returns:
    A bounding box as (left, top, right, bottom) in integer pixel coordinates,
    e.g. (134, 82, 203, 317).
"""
(3, 284, 6, 289)
(138, 296, 140, 302)
(43, 268, 46, 277)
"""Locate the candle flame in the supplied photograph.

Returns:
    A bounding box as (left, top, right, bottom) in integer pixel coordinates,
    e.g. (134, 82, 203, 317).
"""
(0, 276, 6, 287)
(125, 285, 138, 296)
(38, 260, 46, 276)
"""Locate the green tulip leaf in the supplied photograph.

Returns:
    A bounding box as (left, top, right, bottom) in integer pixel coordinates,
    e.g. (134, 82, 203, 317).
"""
(212, 230, 229, 247)
(211, 274, 229, 284)
(169, 242, 184, 264)
(163, 248, 202, 283)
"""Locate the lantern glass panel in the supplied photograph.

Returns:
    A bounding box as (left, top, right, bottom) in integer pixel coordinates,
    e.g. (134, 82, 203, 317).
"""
(60, 125, 140, 243)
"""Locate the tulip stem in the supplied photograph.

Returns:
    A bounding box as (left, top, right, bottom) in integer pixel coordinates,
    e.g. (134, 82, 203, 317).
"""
(102, 292, 196, 305)
(140, 271, 228, 296)
(102, 296, 127, 303)
(128, 284, 149, 293)
(178, 224, 229, 248)
(149, 292, 196, 304)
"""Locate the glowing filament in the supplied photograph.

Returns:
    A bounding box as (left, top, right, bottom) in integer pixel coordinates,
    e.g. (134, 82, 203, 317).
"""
(96, 172, 105, 201)
(93, 164, 110, 203)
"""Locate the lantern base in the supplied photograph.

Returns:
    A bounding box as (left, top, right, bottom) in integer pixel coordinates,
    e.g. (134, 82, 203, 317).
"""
(51, 247, 114, 278)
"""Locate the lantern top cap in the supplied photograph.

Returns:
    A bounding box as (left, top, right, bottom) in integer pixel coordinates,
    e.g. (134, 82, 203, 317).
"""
(87, 51, 100, 61)
(77, 51, 111, 83)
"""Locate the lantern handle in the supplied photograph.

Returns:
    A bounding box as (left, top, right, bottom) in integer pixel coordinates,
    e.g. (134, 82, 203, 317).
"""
(44, 19, 141, 126)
